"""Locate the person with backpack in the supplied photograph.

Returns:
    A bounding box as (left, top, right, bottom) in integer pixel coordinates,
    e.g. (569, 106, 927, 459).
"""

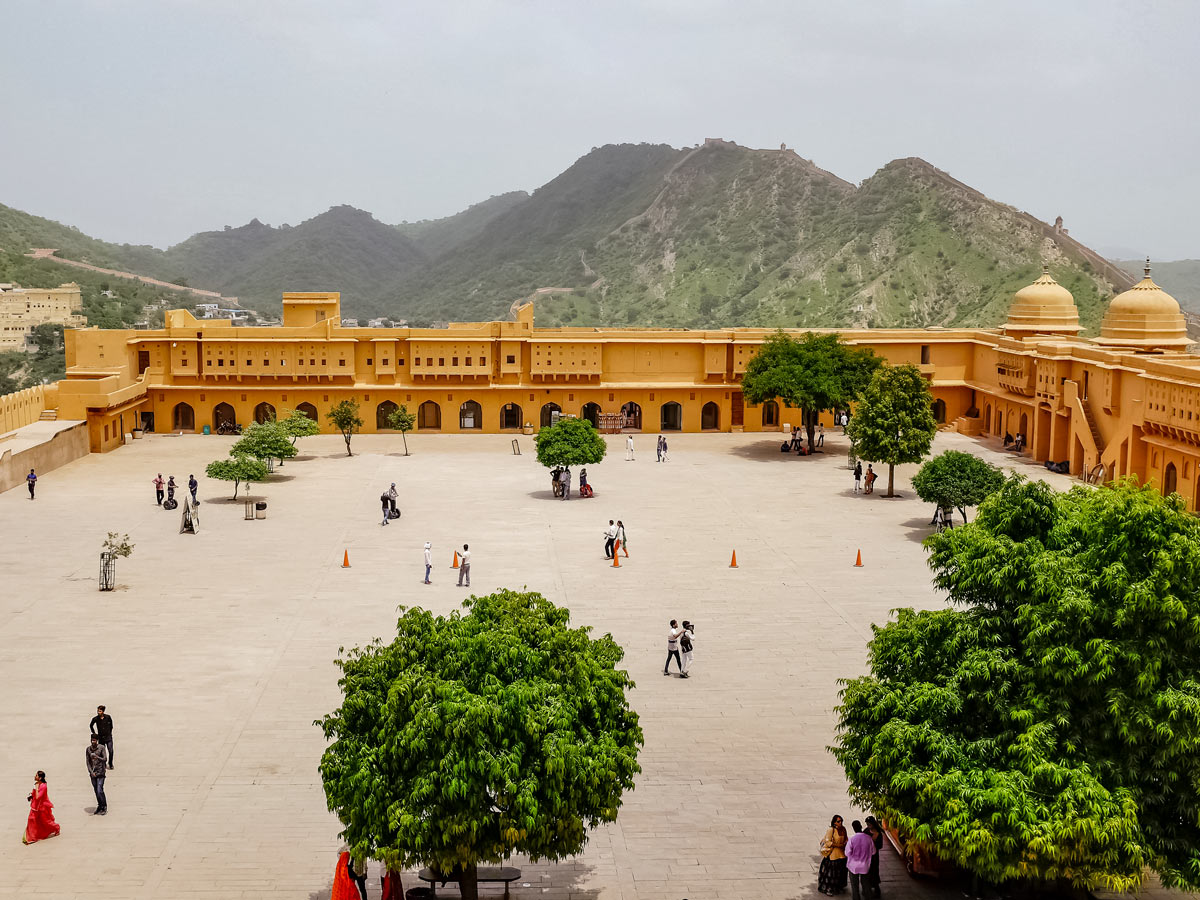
(853, 461, 863, 494)
(679, 621, 695, 678)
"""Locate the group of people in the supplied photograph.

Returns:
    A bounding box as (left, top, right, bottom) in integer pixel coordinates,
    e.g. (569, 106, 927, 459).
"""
(819, 814, 884, 898)
(852, 462, 877, 494)
(152, 473, 199, 505)
(551, 466, 592, 499)
(603, 519, 629, 559)
(24, 705, 114, 844)
(664, 619, 695, 677)
(1003, 431, 1026, 452)
(379, 483, 398, 525)
(786, 425, 825, 454)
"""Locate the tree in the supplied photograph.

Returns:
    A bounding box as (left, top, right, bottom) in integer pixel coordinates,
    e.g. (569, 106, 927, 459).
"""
(741, 332, 880, 452)
(534, 416, 606, 469)
(911, 449, 1004, 523)
(279, 408, 320, 447)
(833, 479, 1200, 892)
(316, 589, 643, 900)
(846, 363, 936, 497)
(386, 404, 416, 456)
(327, 399, 363, 457)
(231, 420, 298, 467)
(205, 455, 268, 499)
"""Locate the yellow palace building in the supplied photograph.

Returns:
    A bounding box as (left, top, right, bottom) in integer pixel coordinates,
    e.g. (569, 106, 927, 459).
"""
(8, 264, 1200, 508)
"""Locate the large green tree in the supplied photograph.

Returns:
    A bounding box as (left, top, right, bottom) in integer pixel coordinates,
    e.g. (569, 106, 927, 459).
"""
(911, 449, 1004, 523)
(846, 363, 937, 496)
(231, 420, 298, 467)
(279, 407, 320, 447)
(534, 416, 606, 469)
(741, 331, 880, 452)
(327, 399, 363, 456)
(833, 479, 1200, 892)
(205, 455, 268, 499)
(316, 589, 643, 900)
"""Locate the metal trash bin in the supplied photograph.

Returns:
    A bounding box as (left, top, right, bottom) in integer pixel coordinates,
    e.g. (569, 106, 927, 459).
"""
(244, 500, 254, 520)
(255, 501, 267, 520)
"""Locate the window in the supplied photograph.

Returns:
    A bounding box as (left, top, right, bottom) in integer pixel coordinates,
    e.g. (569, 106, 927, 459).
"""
(246, 359, 252, 366)
(426, 358, 432, 367)
(452, 357, 459, 366)
(414, 358, 420, 367)
(439, 358, 445, 366)
(299, 358, 305, 365)
(339, 359, 346, 366)
(398, 359, 405, 366)
(218, 358, 224, 367)
(367, 358, 373, 365)
(382, 359, 389, 366)
(466, 357, 472, 366)
(310, 358, 315, 366)
(480, 357, 486, 366)
(920, 344, 931, 365)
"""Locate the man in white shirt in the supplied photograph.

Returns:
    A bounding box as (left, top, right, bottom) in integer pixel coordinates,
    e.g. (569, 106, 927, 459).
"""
(423, 541, 432, 584)
(604, 520, 617, 559)
(626, 434, 635, 461)
(456, 544, 471, 587)
(664, 620, 683, 676)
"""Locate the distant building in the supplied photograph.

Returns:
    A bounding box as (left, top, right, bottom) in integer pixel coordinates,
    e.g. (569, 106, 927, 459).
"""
(0, 282, 87, 351)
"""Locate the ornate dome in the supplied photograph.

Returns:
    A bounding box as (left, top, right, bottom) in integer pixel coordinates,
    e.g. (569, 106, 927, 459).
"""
(1003, 265, 1082, 337)
(1094, 260, 1191, 351)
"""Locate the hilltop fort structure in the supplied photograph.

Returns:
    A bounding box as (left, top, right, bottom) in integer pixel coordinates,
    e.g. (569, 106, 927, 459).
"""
(4, 264, 1200, 507)
(0, 281, 86, 351)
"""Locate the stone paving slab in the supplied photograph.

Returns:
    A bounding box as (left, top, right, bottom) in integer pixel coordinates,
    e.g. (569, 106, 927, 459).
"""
(0, 429, 1079, 899)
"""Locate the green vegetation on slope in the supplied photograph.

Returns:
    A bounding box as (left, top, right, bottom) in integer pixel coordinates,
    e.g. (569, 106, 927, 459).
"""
(396, 191, 529, 258)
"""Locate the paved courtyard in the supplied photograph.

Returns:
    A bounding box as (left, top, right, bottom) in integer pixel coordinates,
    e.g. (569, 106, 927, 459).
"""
(0, 428, 1075, 900)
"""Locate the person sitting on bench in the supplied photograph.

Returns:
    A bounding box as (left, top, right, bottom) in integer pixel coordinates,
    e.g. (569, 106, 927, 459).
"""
(1013, 433, 1025, 452)
(1003, 432, 1015, 449)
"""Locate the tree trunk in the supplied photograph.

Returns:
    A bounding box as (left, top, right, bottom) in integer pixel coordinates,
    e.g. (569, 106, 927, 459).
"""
(344, 433, 353, 456)
(805, 409, 817, 453)
(459, 864, 479, 900)
(232, 479, 240, 500)
(886, 464, 896, 497)
(402, 432, 409, 456)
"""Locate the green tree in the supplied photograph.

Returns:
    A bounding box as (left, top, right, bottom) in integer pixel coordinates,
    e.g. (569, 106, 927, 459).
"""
(316, 589, 643, 900)
(205, 455, 268, 499)
(833, 479, 1200, 892)
(327, 399, 363, 457)
(910, 449, 1004, 523)
(279, 408, 320, 447)
(741, 331, 880, 452)
(386, 403, 416, 456)
(846, 363, 936, 497)
(231, 420, 298, 467)
(534, 416, 606, 469)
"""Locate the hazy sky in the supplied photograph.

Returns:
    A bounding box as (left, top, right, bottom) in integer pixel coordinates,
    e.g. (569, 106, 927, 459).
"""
(3, 0, 1197, 258)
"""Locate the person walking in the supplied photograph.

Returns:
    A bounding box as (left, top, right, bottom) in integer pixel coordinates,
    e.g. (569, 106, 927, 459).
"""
(846, 820, 877, 900)
(456, 544, 471, 588)
(840, 412, 849, 433)
(153, 473, 165, 505)
(626, 434, 635, 461)
(656, 435, 664, 462)
(864, 816, 884, 898)
(90, 705, 114, 769)
(679, 620, 695, 678)
(616, 520, 629, 557)
(853, 461, 863, 494)
(604, 520, 617, 559)
(560, 467, 571, 500)
(188, 474, 198, 504)
(664, 620, 684, 676)
(423, 541, 433, 584)
(27, 468, 37, 499)
(660, 436, 669, 462)
(22, 771, 60, 844)
(818, 814, 848, 894)
(864, 465, 876, 495)
(86, 734, 108, 815)
(380, 485, 396, 526)
(817, 425, 825, 448)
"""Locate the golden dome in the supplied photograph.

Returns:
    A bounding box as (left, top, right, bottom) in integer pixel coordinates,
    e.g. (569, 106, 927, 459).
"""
(1003, 265, 1082, 337)
(1093, 259, 1191, 350)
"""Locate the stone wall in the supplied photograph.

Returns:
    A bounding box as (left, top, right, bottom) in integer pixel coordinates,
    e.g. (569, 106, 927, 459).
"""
(0, 385, 50, 433)
(0, 421, 88, 494)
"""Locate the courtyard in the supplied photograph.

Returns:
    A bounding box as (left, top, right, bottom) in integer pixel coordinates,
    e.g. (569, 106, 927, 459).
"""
(1, 428, 1073, 900)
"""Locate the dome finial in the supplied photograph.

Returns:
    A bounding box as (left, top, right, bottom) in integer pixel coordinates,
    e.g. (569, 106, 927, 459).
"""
(1145, 256, 1152, 278)
(1042, 262, 1049, 275)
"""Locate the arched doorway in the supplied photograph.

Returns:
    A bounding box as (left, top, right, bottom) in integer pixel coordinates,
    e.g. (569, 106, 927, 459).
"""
(1019, 412, 1028, 438)
(984, 404, 992, 433)
(540, 403, 561, 428)
(581, 402, 601, 427)
(417, 400, 441, 430)
(762, 400, 779, 428)
(173, 402, 194, 431)
(376, 400, 398, 429)
(701, 401, 720, 430)
(213, 402, 235, 431)
(254, 402, 276, 424)
(296, 402, 317, 421)
(996, 411, 1004, 437)
(459, 400, 482, 429)
(932, 399, 946, 424)
(620, 401, 642, 430)
(661, 401, 682, 431)
(500, 402, 523, 430)
(1164, 462, 1178, 497)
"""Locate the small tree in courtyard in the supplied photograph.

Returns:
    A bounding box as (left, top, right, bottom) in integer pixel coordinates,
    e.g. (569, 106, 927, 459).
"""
(846, 363, 937, 497)
(911, 449, 1004, 523)
(386, 404, 416, 456)
(316, 589, 643, 900)
(327, 399, 363, 457)
(205, 455, 268, 499)
(741, 331, 881, 452)
(534, 416, 606, 469)
(232, 420, 298, 467)
(279, 408, 320, 448)
(834, 479, 1200, 892)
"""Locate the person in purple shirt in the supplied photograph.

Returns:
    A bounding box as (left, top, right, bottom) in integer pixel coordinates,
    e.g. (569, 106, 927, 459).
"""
(845, 819, 877, 900)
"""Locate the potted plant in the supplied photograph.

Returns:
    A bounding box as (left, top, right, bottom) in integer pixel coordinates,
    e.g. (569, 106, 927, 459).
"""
(99, 532, 134, 592)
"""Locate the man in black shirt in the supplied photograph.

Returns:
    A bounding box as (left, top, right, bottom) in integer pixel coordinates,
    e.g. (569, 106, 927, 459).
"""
(90, 705, 114, 769)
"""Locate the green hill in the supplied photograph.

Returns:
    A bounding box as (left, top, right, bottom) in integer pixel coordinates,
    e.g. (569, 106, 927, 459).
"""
(397, 191, 529, 258)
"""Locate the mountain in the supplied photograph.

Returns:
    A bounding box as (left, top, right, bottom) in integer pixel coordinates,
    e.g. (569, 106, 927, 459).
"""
(1117, 259, 1200, 312)
(396, 191, 529, 258)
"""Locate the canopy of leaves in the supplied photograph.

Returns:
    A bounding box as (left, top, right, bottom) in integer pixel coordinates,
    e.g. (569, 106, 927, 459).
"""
(911, 450, 1004, 520)
(833, 478, 1200, 891)
(279, 408, 321, 443)
(231, 420, 297, 463)
(846, 363, 936, 474)
(205, 455, 268, 499)
(741, 331, 880, 423)
(327, 399, 363, 456)
(316, 589, 643, 881)
(534, 416, 607, 468)
(386, 404, 416, 432)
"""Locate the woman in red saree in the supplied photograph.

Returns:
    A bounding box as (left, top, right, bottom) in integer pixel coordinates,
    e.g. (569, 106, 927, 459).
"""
(330, 850, 355, 900)
(23, 771, 60, 844)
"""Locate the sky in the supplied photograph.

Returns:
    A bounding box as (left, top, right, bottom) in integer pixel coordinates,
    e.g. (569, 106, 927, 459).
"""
(2, 0, 1198, 259)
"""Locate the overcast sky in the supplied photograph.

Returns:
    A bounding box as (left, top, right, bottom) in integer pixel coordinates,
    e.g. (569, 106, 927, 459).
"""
(3, 0, 1197, 258)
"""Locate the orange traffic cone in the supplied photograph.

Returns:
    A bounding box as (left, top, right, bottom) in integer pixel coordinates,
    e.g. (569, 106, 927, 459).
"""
(854, 549, 863, 567)
(452, 551, 459, 568)
(729, 550, 738, 568)
(612, 541, 621, 567)
(342, 550, 350, 568)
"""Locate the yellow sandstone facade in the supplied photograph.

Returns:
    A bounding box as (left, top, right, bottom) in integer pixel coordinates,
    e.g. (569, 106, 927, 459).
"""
(0, 282, 87, 350)
(41, 267, 1200, 509)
